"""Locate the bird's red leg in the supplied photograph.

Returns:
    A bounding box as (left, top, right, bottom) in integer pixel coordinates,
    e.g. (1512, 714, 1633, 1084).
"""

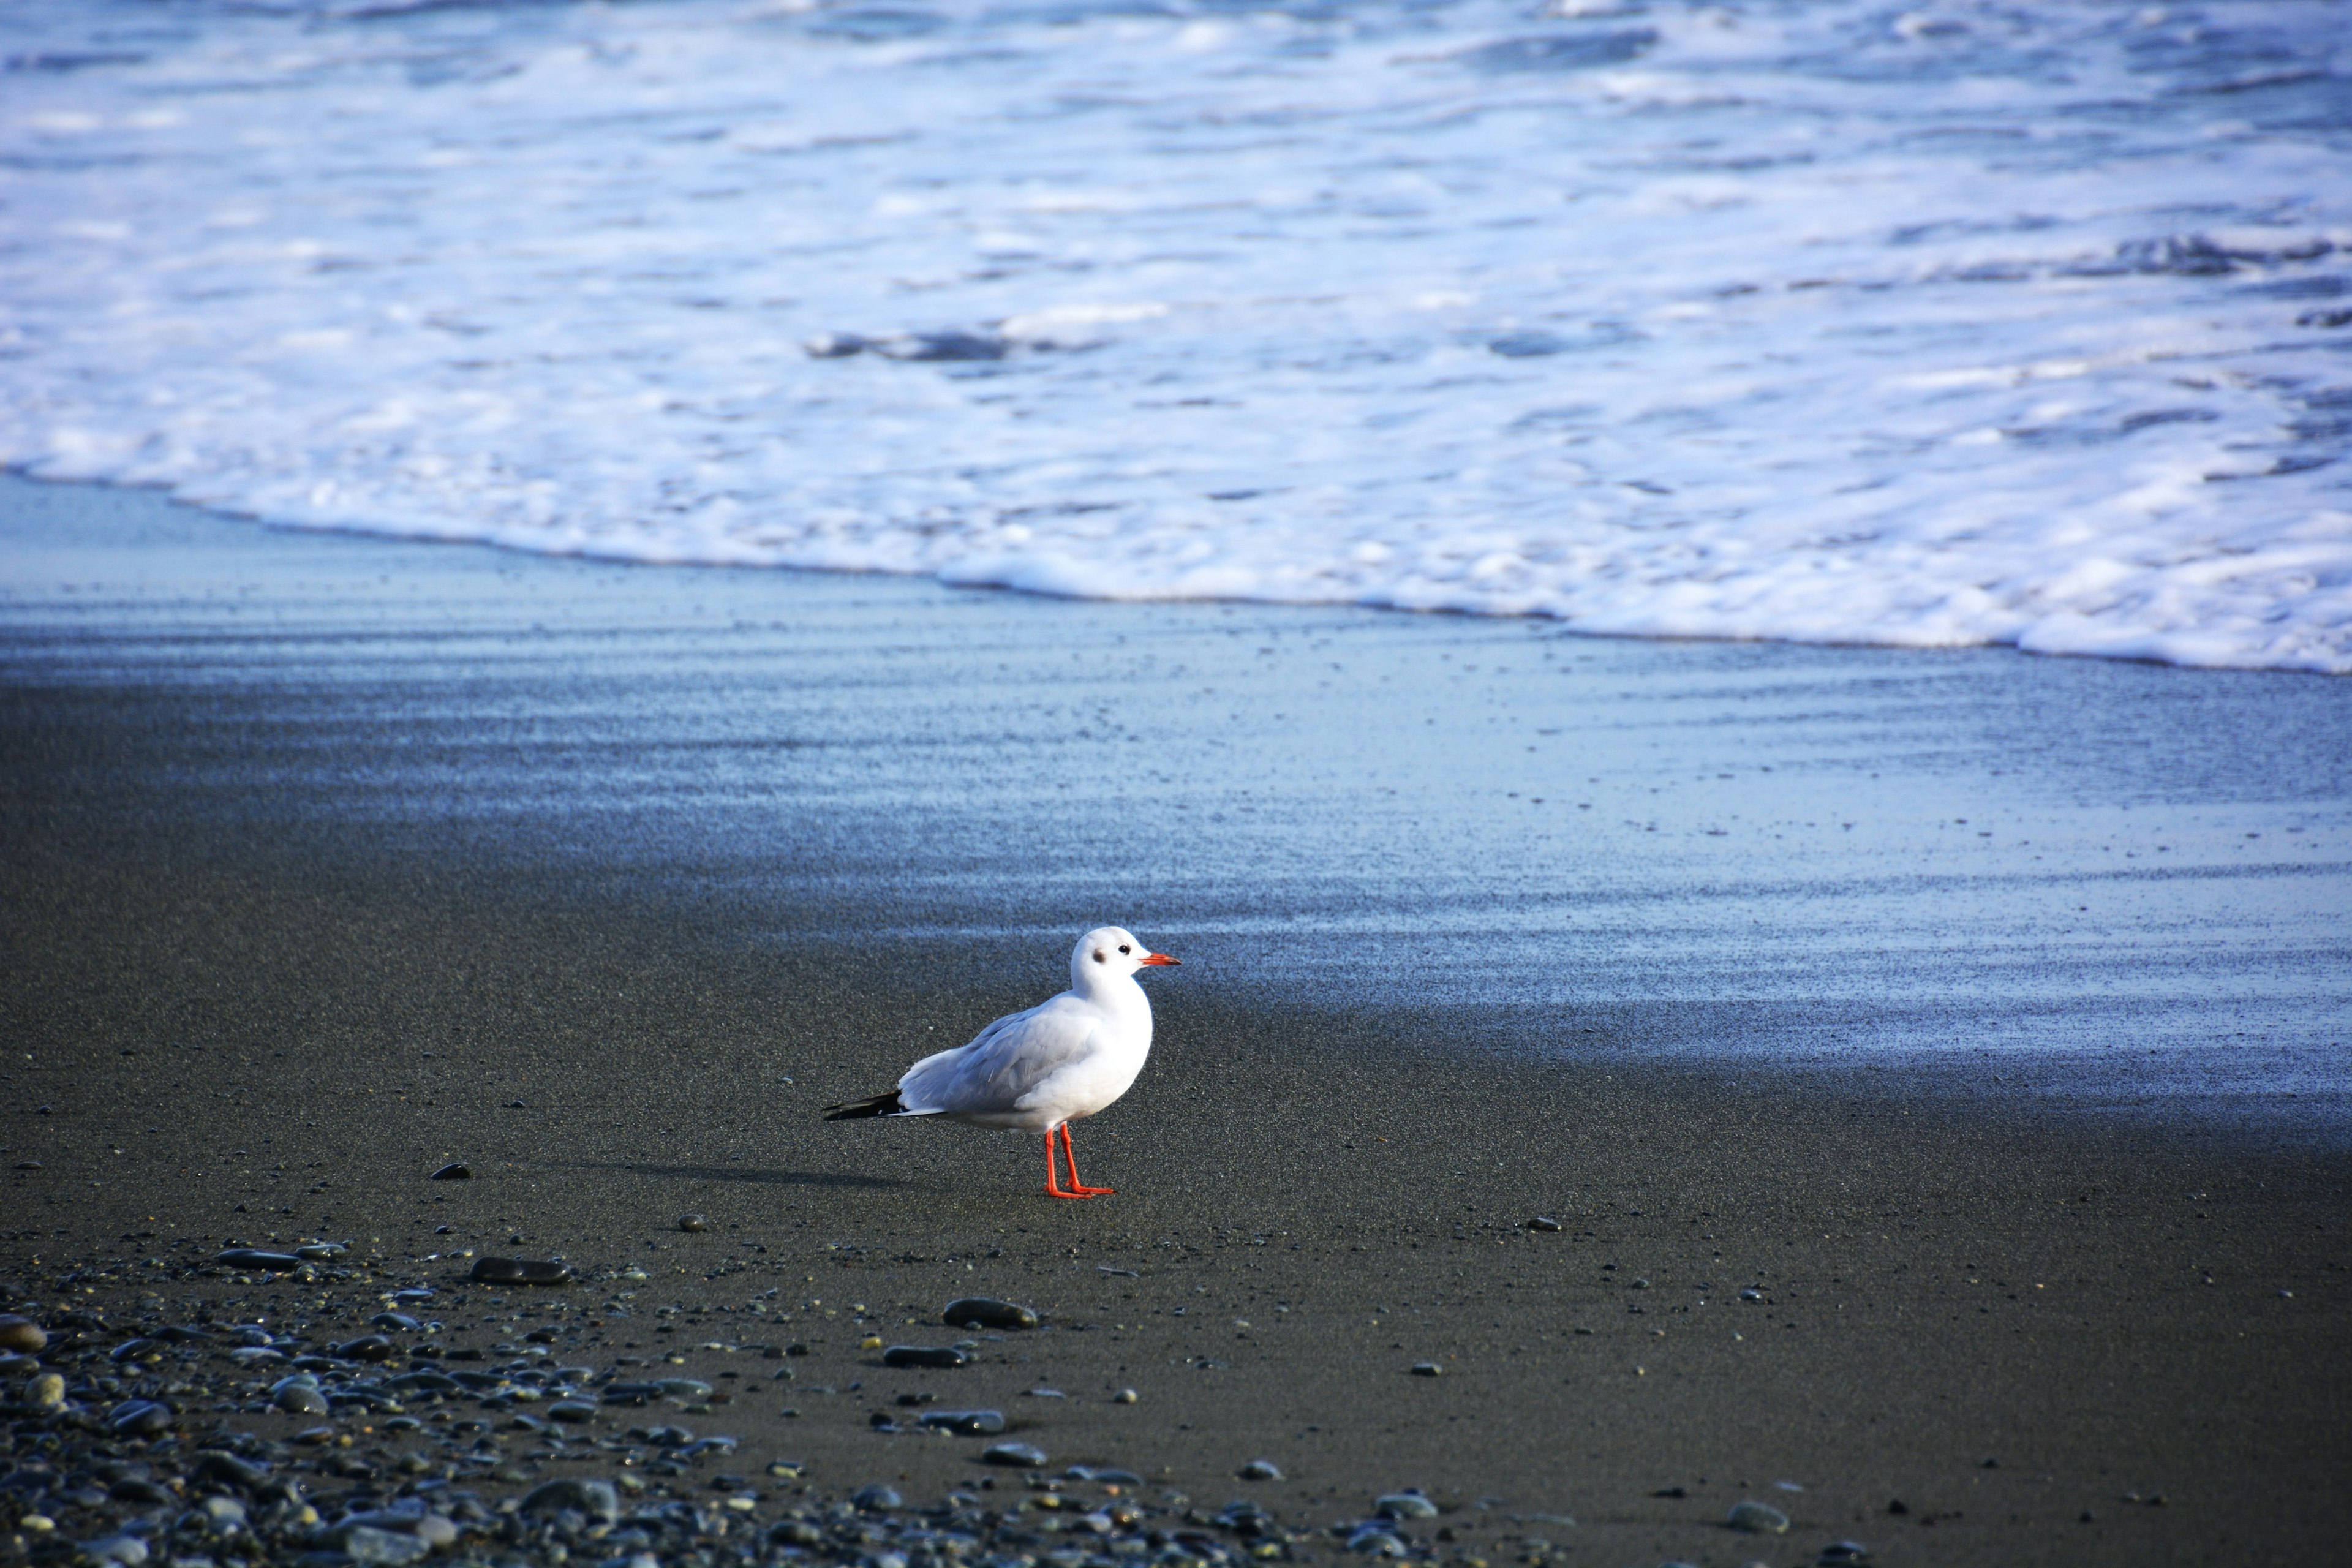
(1060, 1124, 1115, 1196)
(1044, 1133, 1083, 1199)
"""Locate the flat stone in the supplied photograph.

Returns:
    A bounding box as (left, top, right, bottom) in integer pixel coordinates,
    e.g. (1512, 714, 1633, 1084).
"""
(429, 1163, 471, 1180)
(1526, 1216, 1563, 1231)
(214, 1249, 301, 1271)
(0, 1314, 47, 1353)
(295, 1243, 345, 1261)
(546, 1401, 597, 1423)
(334, 1335, 395, 1362)
(679, 1214, 709, 1232)
(916, 1409, 1006, 1436)
(189, 1452, 270, 1491)
(981, 1442, 1049, 1468)
(941, 1297, 1040, 1331)
(883, 1345, 968, 1369)
(1728, 1500, 1790, 1534)
(1238, 1460, 1282, 1480)
(371, 1312, 422, 1333)
(1375, 1494, 1439, 1520)
(469, 1256, 571, 1286)
(519, 1477, 620, 1524)
(1409, 1362, 1442, 1377)
(274, 1384, 331, 1416)
(105, 1399, 173, 1437)
(853, 1484, 902, 1511)
(1815, 1544, 1871, 1565)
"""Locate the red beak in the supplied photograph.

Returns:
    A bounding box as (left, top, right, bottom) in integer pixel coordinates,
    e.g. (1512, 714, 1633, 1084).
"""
(1138, 951, 1180, 966)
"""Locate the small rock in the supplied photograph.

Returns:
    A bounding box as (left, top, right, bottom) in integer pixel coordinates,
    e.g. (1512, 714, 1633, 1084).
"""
(12, 1160, 39, 1170)
(1727, 1500, 1790, 1534)
(344, 1526, 431, 1566)
(916, 1409, 1006, 1436)
(883, 1344, 968, 1369)
(1886, 1499, 1908, 1515)
(1346, 1526, 1408, 1555)
(1740, 1288, 1763, 1302)
(546, 1400, 597, 1423)
(469, 1256, 571, 1286)
(429, 1163, 471, 1180)
(189, 1452, 270, 1491)
(942, 1297, 1040, 1331)
(198, 1495, 247, 1528)
(519, 1477, 620, 1524)
(334, 1335, 395, 1363)
(1409, 1362, 1442, 1377)
(679, 1214, 709, 1232)
(982, 1442, 1049, 1468)
(214, 1249, 300, 1271)
(1815, 1544, 1871, 1566)
(85, 1538, 148, 1567)
(1376, 1493, 1439, 1520)
(107, 1398, 173, 1437)
(1526, 1216, 1562, 1232)
(1238, 1459, 1282, 1480)
(28, 1372, 66, 1408)
(1113, 1387, 1139, 1403)
(371, 1311, 422, 1333)
(0, 1314, 47, 1353)
(295, 1243, 345, 1261)
(275, 1384, 331, 1415)
(853, 1484, 902, 1511)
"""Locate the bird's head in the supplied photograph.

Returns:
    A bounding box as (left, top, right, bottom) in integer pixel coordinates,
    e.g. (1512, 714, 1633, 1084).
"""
(1072, 925, 1179, 989)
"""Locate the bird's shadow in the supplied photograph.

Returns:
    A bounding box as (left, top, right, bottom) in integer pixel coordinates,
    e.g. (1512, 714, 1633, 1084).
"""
(560, 1161, 905, 1191)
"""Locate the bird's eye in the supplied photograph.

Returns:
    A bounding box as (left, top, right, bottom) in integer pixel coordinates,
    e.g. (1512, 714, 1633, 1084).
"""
(1119, 944, 1131, 954)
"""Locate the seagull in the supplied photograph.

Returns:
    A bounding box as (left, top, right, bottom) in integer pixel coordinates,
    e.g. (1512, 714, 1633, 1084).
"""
(823, 926, 1180, 1199)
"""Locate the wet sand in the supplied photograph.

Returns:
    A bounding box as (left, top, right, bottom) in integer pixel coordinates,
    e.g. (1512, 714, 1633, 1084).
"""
(4, 475, 2351, 1567)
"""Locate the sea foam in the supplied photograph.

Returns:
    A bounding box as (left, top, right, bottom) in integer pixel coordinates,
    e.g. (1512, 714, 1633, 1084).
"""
(1, 0, 2348, 671)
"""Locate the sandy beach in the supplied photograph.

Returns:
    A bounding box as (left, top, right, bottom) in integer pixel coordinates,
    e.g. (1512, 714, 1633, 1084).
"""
(5, 475, 2351, 1568)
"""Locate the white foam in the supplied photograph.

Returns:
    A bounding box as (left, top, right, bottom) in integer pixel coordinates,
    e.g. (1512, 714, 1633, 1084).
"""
(1, 0, 2348, 671)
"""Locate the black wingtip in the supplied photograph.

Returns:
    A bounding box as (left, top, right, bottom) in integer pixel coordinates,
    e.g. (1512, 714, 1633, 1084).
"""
(821, 1090, 904, 1121)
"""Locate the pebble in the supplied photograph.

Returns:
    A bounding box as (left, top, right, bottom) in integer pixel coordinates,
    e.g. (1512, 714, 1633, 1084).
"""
(106, 1399, 173, 1437)
(1239, 1460, 1283, 1480)
(0, 1313, 47, 1352)
(853, 1484, 903, 1511)
(1409, 1362, 1443, 1377)
(679, 1213, 710, 1232)
(982, 1442, 1049, 1468)
(943, 1295, 1041, 1330)
(274, 1384, 331, 1415)
(883, 1344, 968, 1369)
(85, 1538, 148, 1567)
(1114, 1387, 1139, 1403)
(429, 1163, 472, 1180)
(1376, 1494, 1439, 1520)
(371, 1311, 422, 1332)
(1727, 1501, 1790, 1534)
(27, 1372, 66, 1408)
(468, 1256, 572, 1285)
(916, 1409, 1007, 1436)
(334, 1333, 395, 1362)
(1816, 1545, 1871, 1566)
(1526, 1216, 1563, 1231)
(520, 1477, 620, 1524)
(546, 1400, 598, 1423)
(214, 1248, 300, 1271)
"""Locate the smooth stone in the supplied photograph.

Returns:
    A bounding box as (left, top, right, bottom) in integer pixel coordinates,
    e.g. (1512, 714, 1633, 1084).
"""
(655, 1377, 714, 1398)
(1728, 1501, 1789, 1534)
(469, 1256, 571, 1286)
(334, 1335, 395, 1362)
(0, 1315, 47, 1353)
(107, 1399, 173, 1436)
(383, 1371, 460, 1396)
(1375, 1494, 1439, 1520)
(1346, 1527, 1408, 1556)
(1816, 1544, 1871, 1565)
(295, 1243, 345, 1261)
(109, 1479, 173, 1506)
(214, 1250, 300, 1271)
(28, 1373, 66, 1408)
(1238, 1460, 1282, 1480)
(982, 1442, 1048, 1468)
(546, 1401, 597, 1423)
(883, 1345, 968, 1370)
(189, 1452, 270, 1491)
(767, 1460, 805, 1479)
(1409, 1362, 1442, 1377)
(1741, 1289, 1763, 1302)
(1526, 1216, 1563, 1232)
(853, 1484, 902, 1511)
(941, 1297, 1040, 1331)
(1112, 1387, 1139, 1404)
(371, 1312, 421, 1333)
(199, 1496, 247, 1528)
(679, 1213, 709, 1232)
(275, 1385, 331, 1415)
(343, 1526, 431, 1566)
(520, 1477, 620, 1523)
(85, 1539, 148, 1567)
(227, 1347, 285, 1366)
(916, 1409, 1006, 1436)
(429, 1164, 471, 1181)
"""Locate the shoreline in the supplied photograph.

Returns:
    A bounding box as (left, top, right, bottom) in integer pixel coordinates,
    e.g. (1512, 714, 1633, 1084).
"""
(5, 473, 2351, 1566)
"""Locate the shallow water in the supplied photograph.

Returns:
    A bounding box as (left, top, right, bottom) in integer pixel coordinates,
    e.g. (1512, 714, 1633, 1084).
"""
(2, 0, 2350, 669)
(6, 474, 2347, 1119)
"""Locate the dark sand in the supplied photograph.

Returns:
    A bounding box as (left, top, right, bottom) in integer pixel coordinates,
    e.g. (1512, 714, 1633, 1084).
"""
(5, 475, 2351, 1567)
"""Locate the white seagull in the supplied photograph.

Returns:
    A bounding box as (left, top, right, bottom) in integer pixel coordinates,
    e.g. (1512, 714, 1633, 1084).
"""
(823, 926, 1180, 1199)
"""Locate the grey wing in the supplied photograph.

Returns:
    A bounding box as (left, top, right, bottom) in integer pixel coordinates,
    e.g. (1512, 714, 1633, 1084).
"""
(904, 1001, 1099, 1115)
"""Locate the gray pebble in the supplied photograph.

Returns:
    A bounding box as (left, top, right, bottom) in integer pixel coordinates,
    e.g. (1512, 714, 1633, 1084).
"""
(916, 1409, 1006, 1436)
(942, 1297, 1040, 1331)
(519, 1477, 619, 1524)
(1728, 1500, 1789, 1534)
(1409, 1362, 1442, 1377)
(1239, 1459, 1282, 1480)
(679, 1214, 709, 1232)
(982, 1442, 1049, 1468)
(883, 1345, 968, 1369)
(428, 1163, 470, 1180)
(853, 1484, 902, 1511)
(1376, 1493, 1439, 1520)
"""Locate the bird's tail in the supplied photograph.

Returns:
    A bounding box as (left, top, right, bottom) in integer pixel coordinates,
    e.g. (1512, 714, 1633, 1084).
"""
(821, 1089, 907, 1121)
